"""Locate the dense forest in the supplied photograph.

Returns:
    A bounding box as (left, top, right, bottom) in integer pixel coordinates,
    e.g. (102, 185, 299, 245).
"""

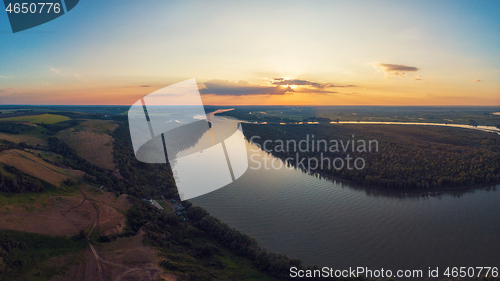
(243, 123, 500, 191)
(0, 123, 34, 135)
(112, 121, 178, 198)
(39, 120, 80, 135)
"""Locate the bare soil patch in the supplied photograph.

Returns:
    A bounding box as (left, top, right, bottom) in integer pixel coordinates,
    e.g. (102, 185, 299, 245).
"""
(0, 188, 129, 237)
(97, 202, 127, 236)
(53, 249, 102, 281)
(96, 230, 163, 281)
(82, 188, 130, 236)
(84, 188, 130, 213)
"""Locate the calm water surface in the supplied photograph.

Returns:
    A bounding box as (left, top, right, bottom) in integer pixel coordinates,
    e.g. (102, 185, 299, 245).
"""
(190, 116, 500, 273)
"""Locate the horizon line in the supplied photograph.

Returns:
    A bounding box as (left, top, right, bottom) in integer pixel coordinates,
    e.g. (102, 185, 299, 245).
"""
(1, 104, 500, 107)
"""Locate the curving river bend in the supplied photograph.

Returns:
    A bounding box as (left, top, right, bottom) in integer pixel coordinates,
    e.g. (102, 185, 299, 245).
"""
(188, 115, 500, 276)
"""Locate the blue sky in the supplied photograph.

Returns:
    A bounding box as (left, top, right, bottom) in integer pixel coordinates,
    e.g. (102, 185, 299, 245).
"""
(0, 0, 499, 105)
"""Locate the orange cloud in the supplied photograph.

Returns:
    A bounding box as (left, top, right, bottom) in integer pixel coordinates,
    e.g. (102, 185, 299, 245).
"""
(374, 63, 420, 78)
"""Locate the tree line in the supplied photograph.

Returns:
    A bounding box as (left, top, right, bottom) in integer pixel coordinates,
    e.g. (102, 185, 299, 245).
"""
(0, 123, 34, 135)
(0, 140, 52, 193)
(0, 164, 47, 193)
(47, 137, 123, 190)
(106, 120, 316, 279)
(243, 123, 500, 191)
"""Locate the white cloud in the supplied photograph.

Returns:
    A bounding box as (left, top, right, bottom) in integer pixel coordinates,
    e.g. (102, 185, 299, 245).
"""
(50, 67, 60, 74)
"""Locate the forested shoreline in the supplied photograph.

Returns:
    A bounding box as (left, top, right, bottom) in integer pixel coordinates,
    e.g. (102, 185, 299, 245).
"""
(242, 123, 500, 191)
(110, 120, 318, 280)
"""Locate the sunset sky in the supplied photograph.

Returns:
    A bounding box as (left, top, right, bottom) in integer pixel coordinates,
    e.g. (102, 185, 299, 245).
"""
(0, 0, 499, 106)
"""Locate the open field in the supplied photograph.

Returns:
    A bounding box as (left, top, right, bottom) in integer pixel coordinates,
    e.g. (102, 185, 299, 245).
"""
(97, 230, 163, 281)
(0, 132, 45, 146)
(0, 194, 95, 236)
(25, 148, 64, 164)
(96, 201, 128, 236)
(0, 181, 81, 213)
(57, 230, 163, 281)
(0, 187, 137, 281)
(0, 192, 82, 214)
(0, 149, 77, 186)
(0, 122, 49, 146)
(0, 113, 71, 124)
(82, 187, 130, 236)
(83, 187, 130, 214)
(0, 187, 131, 236)
(52, 249, 103, 281)
(0, 230, 88, 281)
(0, 105, 128, 115)
(57, 120, 118, 171)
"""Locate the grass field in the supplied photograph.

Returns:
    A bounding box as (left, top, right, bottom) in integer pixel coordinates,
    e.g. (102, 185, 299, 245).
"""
(93, 230, 163, 281)
(0, 149, 74, 186)
(25, 149, 64, 164)
(0, 132, 46, 146)
(0, 194, 95, 236)
(82, 188, 130, 236)
(0, 230, 88, 281)
(157, 235, 279, 281)
(157, 200, 171, 212)
(0, 184, 79, 211)
(0, 186, 130, 239)
(0, 113, 71, 124)
(57, 120, 118, 171)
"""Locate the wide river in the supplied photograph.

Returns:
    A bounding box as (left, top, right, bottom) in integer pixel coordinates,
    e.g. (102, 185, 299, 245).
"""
(189, 115, 500, 277)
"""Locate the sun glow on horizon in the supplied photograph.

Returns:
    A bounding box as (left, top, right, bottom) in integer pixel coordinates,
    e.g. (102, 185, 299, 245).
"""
(0, 1, 498, 106)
